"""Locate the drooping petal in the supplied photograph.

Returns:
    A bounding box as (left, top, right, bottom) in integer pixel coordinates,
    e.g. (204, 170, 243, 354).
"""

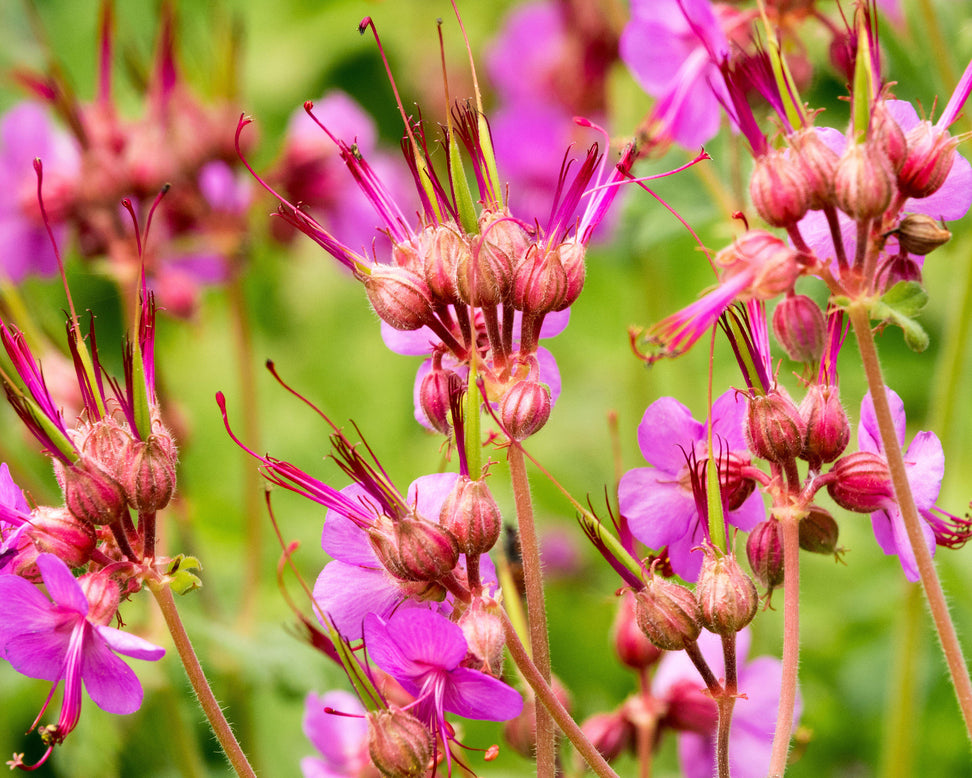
(314, 561, 406, 639)
(79, 631, 145, 715)
(2, 629, 70, 681)
(727, 489, 766, 533)
(709, 390, 748, 451)
(859, 389, 906, 455)
(94, 625, 165, 661)
(322, 497, 381, 566)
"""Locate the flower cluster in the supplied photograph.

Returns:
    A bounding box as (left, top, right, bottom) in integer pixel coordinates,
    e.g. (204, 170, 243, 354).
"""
(1, 7, 251, 314)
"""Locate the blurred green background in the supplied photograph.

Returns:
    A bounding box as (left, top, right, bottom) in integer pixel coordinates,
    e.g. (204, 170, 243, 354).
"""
(1, 0, 972, 775)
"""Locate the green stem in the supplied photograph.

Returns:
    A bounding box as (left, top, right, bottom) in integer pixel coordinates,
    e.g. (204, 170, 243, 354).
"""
(149, 582, 256, 778)
(507, 443, 555, 777)
(768, 510, 801, 777)
(500, 611, 619, 778)
(848, 303, 972, 741)
(879, 580, 922, 778)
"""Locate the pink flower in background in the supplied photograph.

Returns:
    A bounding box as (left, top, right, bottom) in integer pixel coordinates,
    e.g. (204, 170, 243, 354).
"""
(621, 0, 731, 149)
(654, 628, 798, 778)
(301, 690, 376, 778)
(0, 102, 79, 282)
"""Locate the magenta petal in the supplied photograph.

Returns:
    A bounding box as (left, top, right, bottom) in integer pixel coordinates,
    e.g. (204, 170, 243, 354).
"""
(367, 610, 467, 673)
(904, 431, 945, 508)
(0, 574, 58, 637)
(303, 690, 367, 771)
(709, 390, 748, 450)
(322, 500, 380, 567)
(535, 308, 570, 340)
(727, 489, 766, 533)
(94, 625, 165, 661)
(910, 151, 972, 221)
(636, 396, 703, 471)
(80, 633, 144, 715)
(871, 507, 935, 581)
(406, 472, 460, 522)
(440, 666, 523, 721)
(2, 629, 69, 681)
(380, 321, 439, 356)
(37, 553, 89, 616)
(859, 389, 905, 454)
(314, 561, 402, 638)
(666, 520, 707, 581)
(0, 463, 30, 513)
(535, 346, 562, 406)
(619, 468, 695, 548)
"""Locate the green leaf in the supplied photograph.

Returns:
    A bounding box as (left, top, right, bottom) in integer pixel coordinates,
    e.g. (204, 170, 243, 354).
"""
(167, 555, 203, 595)
(869, 281, 930, 352)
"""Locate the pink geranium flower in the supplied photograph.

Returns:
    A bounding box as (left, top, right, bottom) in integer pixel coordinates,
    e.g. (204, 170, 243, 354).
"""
(0, 554, 164, 768)
(618, 390, 765, 580)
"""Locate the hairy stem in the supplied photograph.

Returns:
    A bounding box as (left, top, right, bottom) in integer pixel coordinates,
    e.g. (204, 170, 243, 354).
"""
(848, 302, 972, 741)
(768, 510, 801, 777)
(149, 582, 256, 778)
(717, 633, 739, 778)
(501, 611, 619, 778)
(507, 443, 556, 777)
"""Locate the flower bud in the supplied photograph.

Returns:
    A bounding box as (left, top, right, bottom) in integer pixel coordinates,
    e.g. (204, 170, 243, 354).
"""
(799, 505, 840, 555)
(789, 128, 839, 210)
(459, 233, 514, 306)
(633, 577, 702, 651)
(424, 225, 467, 304)
(871, 101, 908, 173)
(459, 600, 506, 677)
(63, 458, 128, 526)
(895, 214, 951, 256)
(511, 246, 568, 315)
(746, 388, 807, 464)
(662, 678, 719, 735)
(827, 451, 894, 513)
(364, 266, 434, 331)
(898, 121, 957, 199)
(439, 476, 502, 556)
(479, 209, 531, 270)
(368, 515, 460, 582)
(500, 380, 551, 440)
(718, 230, 801, 299)
(81, 419, 133, 473)
(27, 506, 96, 568)
(581, 711, 632, 761)
(123, 435, 177, 513)
(750, 149, 810, 227)
(554, 239, 586, 310)
(746, 519, 784, 590)
(799, 384, 850, 465)
(77, 571, 121, 626)
(695, 550, 758, 635)
(418, 364, 461, 436)
(367, 708, 433, 778)
(772, 294, 827, 363)
(834, 142, 894, 220)
(613, 590, 663, 670)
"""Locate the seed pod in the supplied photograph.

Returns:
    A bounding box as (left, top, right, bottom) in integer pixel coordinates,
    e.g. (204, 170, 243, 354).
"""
(834, 142, 894, 220)
(800, 384, 850, 465)
(772, 294, 827, 363)
(367, 708, 433, 778)
(895, 214, 951, 256)
(747, 519, 784, 590)
(750, 149, 811, 227)
(500, 380, 551, 440)
(746, 388, 807, 464)
(799, 505, 840, 555)
(439, 476, 502, 556)
(613, 590, 663, 671)
(364, 266, 435, 331)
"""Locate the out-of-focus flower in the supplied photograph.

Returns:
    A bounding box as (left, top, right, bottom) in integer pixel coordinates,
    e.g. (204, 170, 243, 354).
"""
(857, 389, 970, 580)
(621, 0, 732, 149)
(301, 690, 377, 778)
(0, 553, 164, 769)
(0, 102, 79, 282)
(653, 628, 798, 778)
(618, 391, 765, 580)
